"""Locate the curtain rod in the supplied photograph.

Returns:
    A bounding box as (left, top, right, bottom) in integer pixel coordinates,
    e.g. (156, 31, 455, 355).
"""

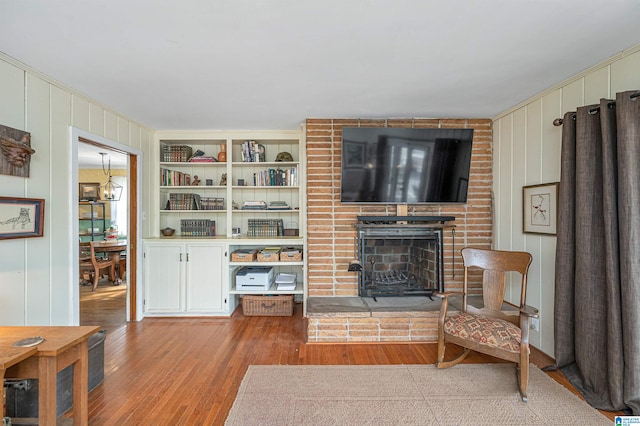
(552, 91, 640, 126)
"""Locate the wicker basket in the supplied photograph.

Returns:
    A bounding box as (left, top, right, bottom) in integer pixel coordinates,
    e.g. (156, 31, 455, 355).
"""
(242, 295, 294, 316)
(257, 248, 281, 262)
(279, 247, 302, 262)
(231, 249, 258, 262)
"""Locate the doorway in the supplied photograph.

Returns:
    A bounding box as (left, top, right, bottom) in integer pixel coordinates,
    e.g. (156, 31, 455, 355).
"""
(72, 128, 142, 327)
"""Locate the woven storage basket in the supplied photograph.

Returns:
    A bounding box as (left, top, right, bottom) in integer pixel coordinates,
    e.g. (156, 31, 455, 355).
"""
(242, 295, 293, 316)
(257, 248, 280, 262)
(279, 247, 302, 262)
(231, 249, 258, 262)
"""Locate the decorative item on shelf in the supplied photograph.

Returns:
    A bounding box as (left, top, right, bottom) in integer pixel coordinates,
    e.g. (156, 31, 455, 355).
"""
(219, 173, 227, 186)
(275, 151, 293, 162)
(192, 175, 201, 186)
(100, 153, 123, 201)
(217, 144, 227, 162)
(161, 227, 175, 236)
(283, 222, 299, 236)
(206, 179, 213, 186)
(237, 178, 245, 186)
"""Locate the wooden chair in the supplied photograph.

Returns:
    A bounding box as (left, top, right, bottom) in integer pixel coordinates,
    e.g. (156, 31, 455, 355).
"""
(435, 247, 538, 401)
(79, 241, 116, 291)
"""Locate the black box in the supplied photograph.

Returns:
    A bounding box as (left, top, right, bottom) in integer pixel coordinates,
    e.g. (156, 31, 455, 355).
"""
(4, 329, 106, 418)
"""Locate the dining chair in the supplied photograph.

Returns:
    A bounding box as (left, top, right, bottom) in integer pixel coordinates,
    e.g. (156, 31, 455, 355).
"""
(79, 241, 116, 291)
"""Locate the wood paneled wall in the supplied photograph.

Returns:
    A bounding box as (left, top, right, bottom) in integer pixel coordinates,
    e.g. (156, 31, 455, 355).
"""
(0, 53, 154, 326)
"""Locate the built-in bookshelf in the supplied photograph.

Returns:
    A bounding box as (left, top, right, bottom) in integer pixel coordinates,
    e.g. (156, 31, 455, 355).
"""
(154, 130, 304, 239)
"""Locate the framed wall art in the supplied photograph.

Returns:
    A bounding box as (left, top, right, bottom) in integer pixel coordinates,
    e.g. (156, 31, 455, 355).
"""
(79, 182, 101, 201)
(0, 197, 45, 240)
(523, 182, 559, 235)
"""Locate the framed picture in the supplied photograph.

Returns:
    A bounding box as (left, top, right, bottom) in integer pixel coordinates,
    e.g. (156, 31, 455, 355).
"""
(79, 182, 101, 201)
(0, 197, 45, 240)
(344, 141, 366, 168)
(523, 182, 559, 235)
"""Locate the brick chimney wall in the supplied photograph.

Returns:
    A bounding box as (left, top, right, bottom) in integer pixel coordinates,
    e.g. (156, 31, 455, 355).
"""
(305, 118, 493, 297)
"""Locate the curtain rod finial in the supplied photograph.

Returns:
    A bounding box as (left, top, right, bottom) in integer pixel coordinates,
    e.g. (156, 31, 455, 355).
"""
(553, 118, 563, 126)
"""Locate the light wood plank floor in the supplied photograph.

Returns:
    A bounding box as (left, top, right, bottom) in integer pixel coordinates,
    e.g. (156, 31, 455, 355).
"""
(78, 298, 621, 425)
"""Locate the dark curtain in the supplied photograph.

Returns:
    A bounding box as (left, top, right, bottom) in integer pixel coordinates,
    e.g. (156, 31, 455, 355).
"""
(555, 90, 640, 414)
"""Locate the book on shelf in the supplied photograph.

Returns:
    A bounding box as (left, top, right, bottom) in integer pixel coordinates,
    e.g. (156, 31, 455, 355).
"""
(161, 168, 191, 186)
(252, 166, 298, 186)
(241, 200, 267, 210)
(180, 219, 216, 236)
(267, 201, 290, 210)
(188, 156, 216, 162)
(161, 145, 192, 162)
(247, 219, 284, 237)
(199, 197, 225, 210)
(240, 140, 266, 163)
(167, 193, 201, 210)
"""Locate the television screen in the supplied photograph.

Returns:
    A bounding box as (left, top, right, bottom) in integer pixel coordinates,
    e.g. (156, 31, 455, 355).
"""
(340, 127, 473, 204)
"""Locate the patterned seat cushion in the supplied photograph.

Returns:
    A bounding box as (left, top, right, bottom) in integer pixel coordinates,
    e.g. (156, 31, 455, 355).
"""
(444, 313, 521, 353)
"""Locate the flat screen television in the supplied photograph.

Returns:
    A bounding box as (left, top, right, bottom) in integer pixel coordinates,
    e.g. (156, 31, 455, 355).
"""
(340, 127, 473, 204)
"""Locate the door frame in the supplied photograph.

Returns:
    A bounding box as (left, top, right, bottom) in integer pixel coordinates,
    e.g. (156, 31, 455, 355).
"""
(71, 127, 144, 323)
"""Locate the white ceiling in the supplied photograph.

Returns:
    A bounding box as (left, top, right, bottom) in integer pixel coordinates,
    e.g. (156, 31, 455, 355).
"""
(1, 1, 639, 132)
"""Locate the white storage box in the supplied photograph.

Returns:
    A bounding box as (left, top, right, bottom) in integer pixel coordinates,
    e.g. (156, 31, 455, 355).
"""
(236, 266, 274, 290)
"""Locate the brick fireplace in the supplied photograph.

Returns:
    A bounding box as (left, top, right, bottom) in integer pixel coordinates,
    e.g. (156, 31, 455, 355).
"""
(305, 118, 493, 343)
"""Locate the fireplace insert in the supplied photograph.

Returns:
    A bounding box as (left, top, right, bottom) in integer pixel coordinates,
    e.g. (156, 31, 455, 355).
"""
(356, 224, 444, 298)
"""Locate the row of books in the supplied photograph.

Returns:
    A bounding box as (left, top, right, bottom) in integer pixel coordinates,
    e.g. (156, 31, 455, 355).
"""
(252, 167, 298, 186)
(247, 219, 284, 237)
(200, 197, 225, 210)
(161, 145, 193, 162)
(240, 140, 266, 163)
(161, 168, 191, 186)
(167, 193, 225, 211)
(180, 219, 216, 237)
(167, 193, 199, 210)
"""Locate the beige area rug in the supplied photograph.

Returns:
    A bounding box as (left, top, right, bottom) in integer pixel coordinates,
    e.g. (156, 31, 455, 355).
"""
(225, 364, 610, 425)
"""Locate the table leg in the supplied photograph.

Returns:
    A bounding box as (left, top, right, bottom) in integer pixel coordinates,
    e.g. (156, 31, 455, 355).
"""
(73, 339, 90, 426)
(110, 252, 123, 285)
(38, 356, 57, 425)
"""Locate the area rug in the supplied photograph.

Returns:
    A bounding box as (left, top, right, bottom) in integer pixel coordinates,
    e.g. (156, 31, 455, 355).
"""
(225, 364, 610, 425)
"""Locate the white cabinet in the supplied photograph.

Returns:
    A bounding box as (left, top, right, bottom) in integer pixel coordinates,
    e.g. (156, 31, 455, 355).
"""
(143, 240, 229, 316)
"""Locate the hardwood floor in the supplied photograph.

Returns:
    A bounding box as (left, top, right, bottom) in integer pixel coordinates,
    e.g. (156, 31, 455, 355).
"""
(78, 300, 620, 425)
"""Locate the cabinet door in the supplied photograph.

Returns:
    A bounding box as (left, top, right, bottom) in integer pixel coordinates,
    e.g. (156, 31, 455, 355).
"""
(144, 243, 183, 313)
(185, 243, 225, 313)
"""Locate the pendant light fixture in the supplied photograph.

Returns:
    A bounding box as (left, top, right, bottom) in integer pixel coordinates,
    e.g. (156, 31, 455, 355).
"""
(100, 152, 123, 201)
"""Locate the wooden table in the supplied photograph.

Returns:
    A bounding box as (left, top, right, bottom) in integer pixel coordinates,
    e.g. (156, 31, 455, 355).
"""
(93, 240, 127, 283)
(0, 326, 100, 425)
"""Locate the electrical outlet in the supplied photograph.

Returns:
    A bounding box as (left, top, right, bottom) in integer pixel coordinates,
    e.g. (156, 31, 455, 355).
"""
(531, 317, 540, 332)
